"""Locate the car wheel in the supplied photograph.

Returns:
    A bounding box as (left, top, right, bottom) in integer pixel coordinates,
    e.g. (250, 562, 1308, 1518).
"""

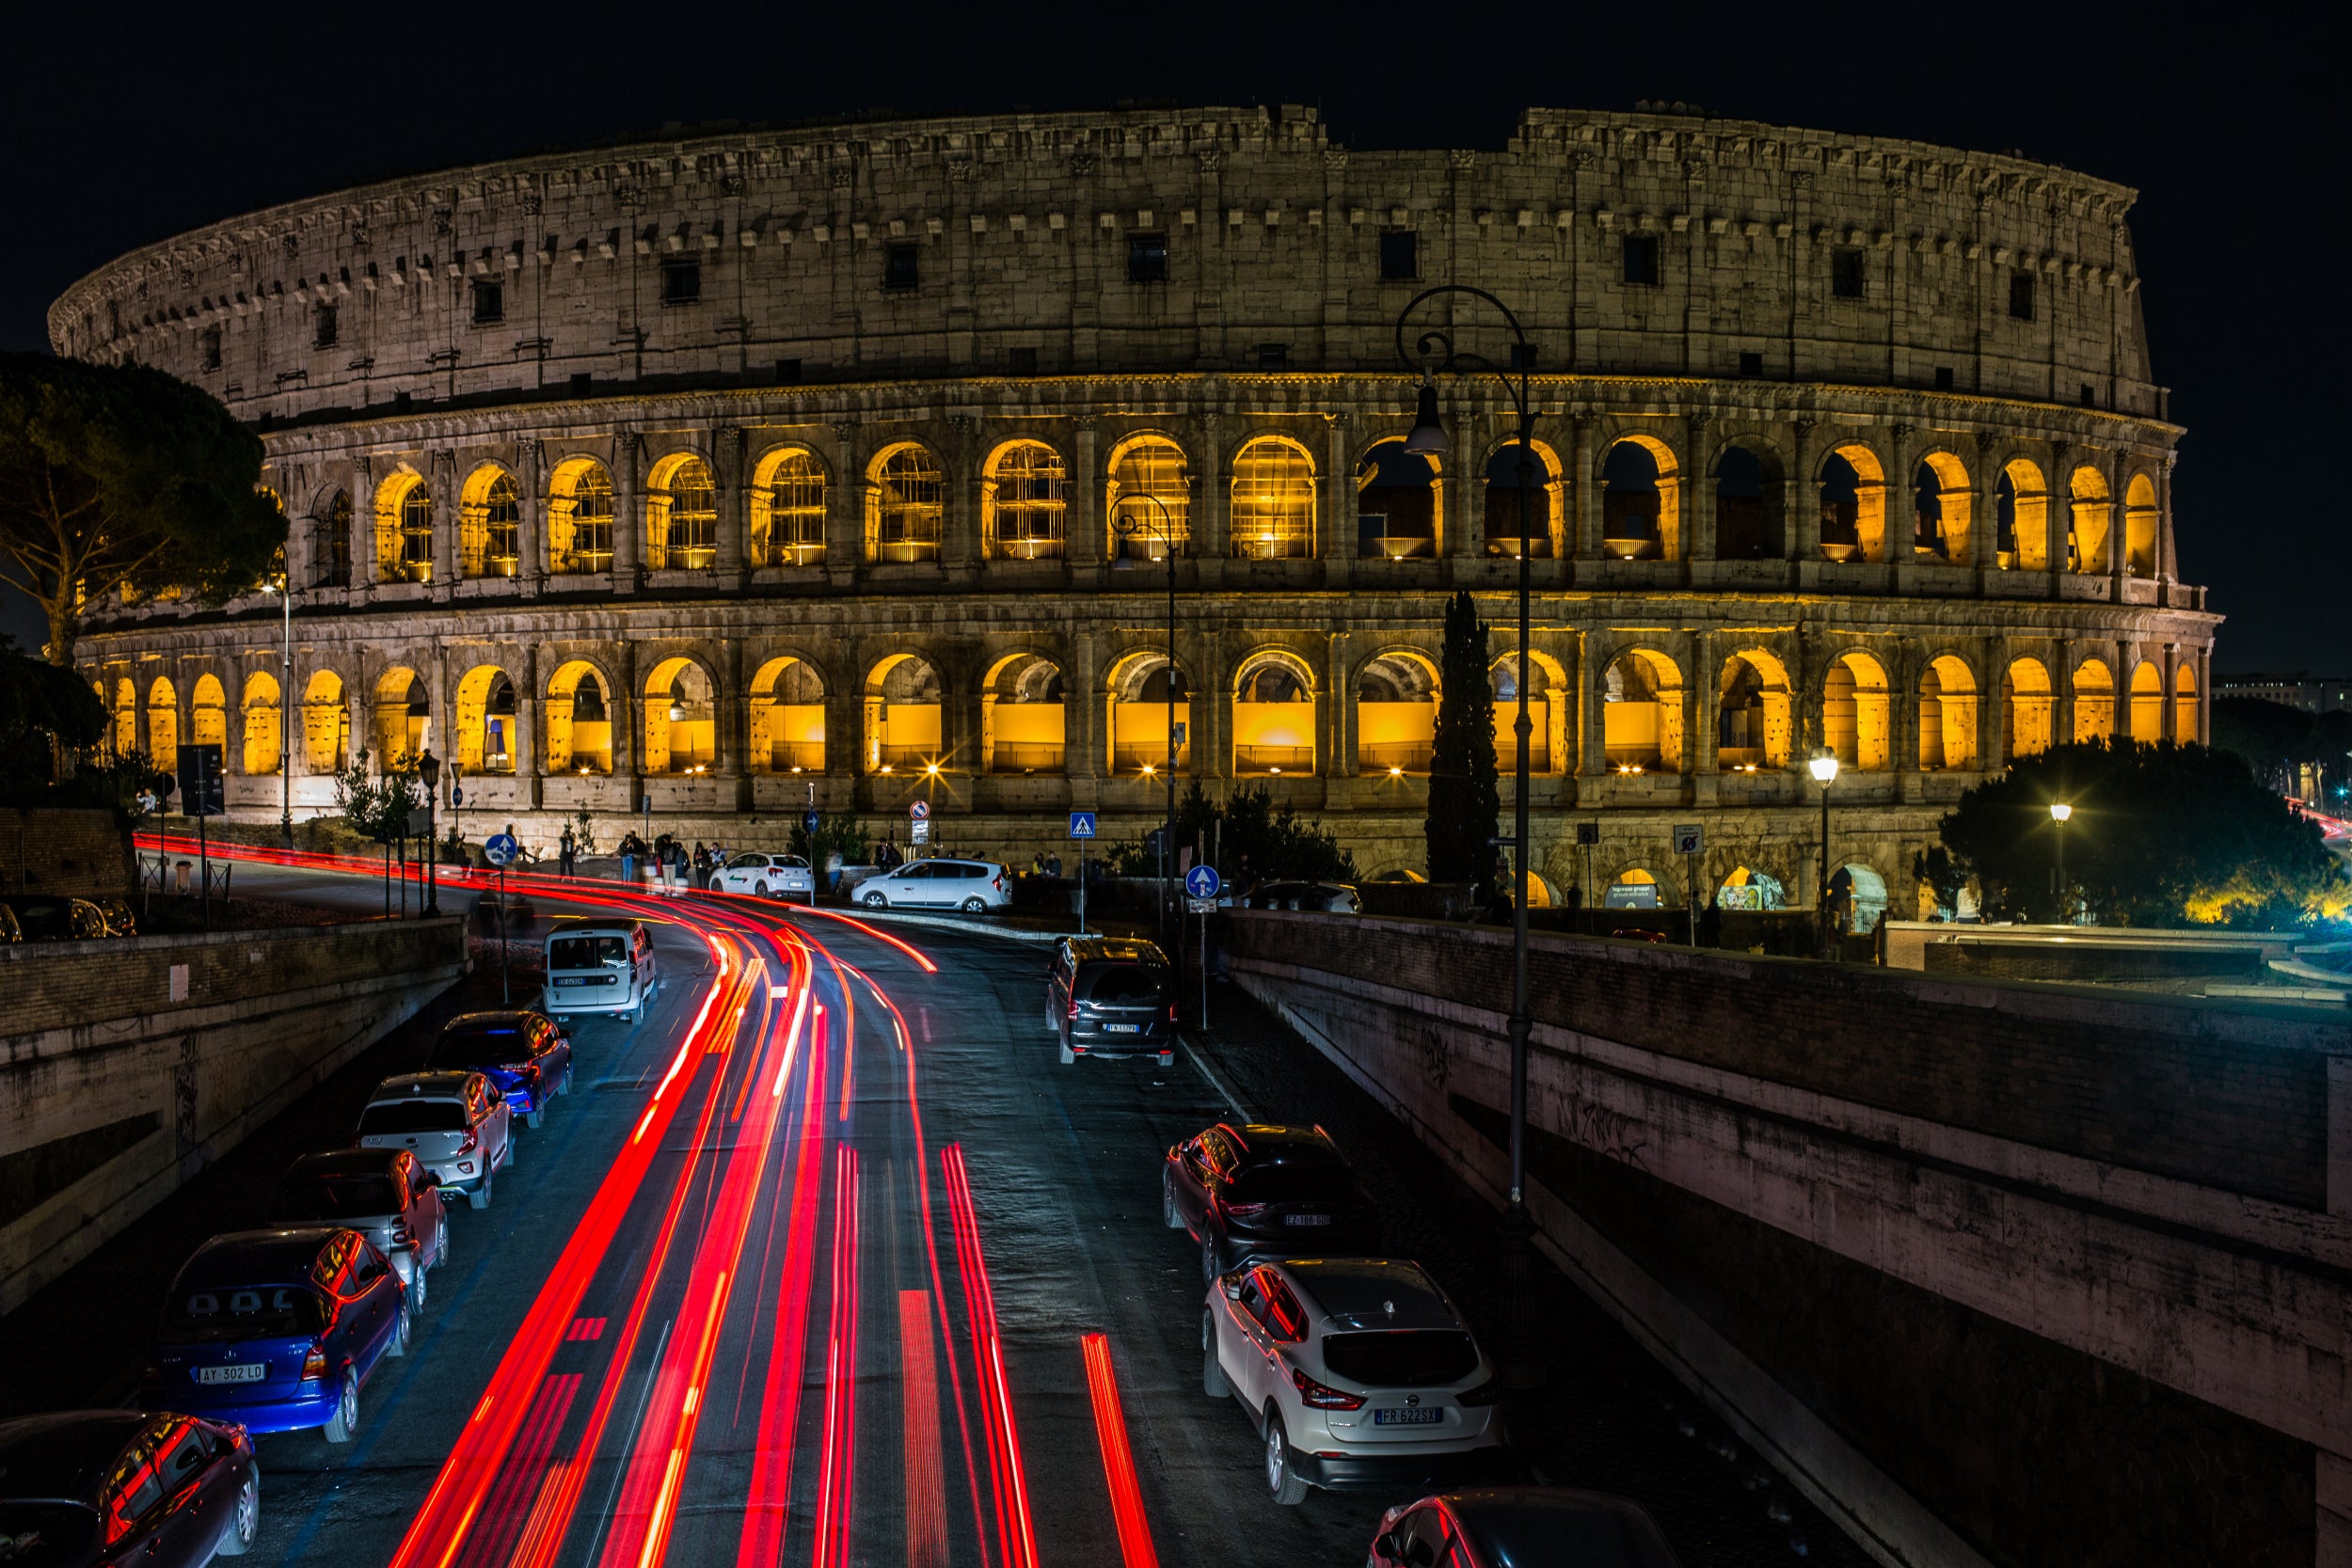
(1263, 1408, 1309, 1504)
(754, 881, 768, 898)
(1200, 1233, 1220, 1286)
(323, 1372, 360, 1444)
(526, 1106, 544, 1131)
(620, 1011, 636, 1023)
(961, 896, 987, 914)
(1202, 1311, 1229, 1398)
(387, 1300, 412, 1358)
(863, 891, 888, 909)
(408, 1260, 429, 1312)
(215, 1469, 259, 1556)
(1163, 1171, 1184, 1229)
(558, 1066, 573, 1096)
(469, 1169, 493, 1212)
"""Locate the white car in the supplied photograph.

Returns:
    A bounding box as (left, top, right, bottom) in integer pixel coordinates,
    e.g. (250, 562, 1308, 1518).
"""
(712, 851, 816, 900)
(1204, 1258, 1506, 1504)
(856, 858, 1012, 913)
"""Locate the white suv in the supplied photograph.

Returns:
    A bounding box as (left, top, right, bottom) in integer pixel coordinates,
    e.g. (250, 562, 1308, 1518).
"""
(1204, 1258, 1505, 1503)
(856, 858, 1012, 913)
(712, 851, 816, 900)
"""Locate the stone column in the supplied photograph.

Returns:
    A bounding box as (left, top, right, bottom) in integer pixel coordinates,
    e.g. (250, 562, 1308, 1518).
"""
(1070, 418, 1103, 570)
(518, 643, 543, 810)
(429, 448, 457, 600)
(1197, 413, 1230, 562)
(615, 638, 640, 800)
(1689, 630, 1719, 779)
(2108, 447, 2132, 597)
(1445, 401, 1479, 562)
(1323, 412, 1354, 587)
(2161, 643, 2180, 742)
(826, 420, 862, 587)
(1884, 423, 1914, 564)
(715, 637, 747, 807)
(2045, 439, 2071, 601)
(1686, 413, 1716, 564)
(2156, 451, 2179, 594)
(2053, 638, 2075, 747)
(1789, 420, 1820, 562)
(717, 426, 749, 588)
(1569, 417, 1599, 562)
(1980, 638, 2010, 768)
(1327, 632, 1355, 779)
(1891, 642, 1920, 799)
(946, 416, 982, 582)
(519, 440, 547, 596)
(612, 429, 642, 596)
(1199, 629, 1229, 784)
(351, 453, 376, 603)
(1069, 630, 1101, 783)
(1578, 634, 1608, 780)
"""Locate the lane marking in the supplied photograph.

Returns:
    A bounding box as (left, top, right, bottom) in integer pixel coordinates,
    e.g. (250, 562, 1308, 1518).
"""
(1179, 1036, 1252, 1120)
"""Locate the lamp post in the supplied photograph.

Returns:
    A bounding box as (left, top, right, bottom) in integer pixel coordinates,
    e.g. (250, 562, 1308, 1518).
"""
(418, 749, 442, 914)
(1115, 496, 1182, 945)
(1809, 749, 1840, 956)
(262, 576, 294, 848)
(1396, 285, 1541, 1386)
(2049, 800, 2073, 922)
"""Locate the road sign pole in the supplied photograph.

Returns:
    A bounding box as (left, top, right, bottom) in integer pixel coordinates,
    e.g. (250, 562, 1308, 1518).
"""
(499, 862, 510, 1004)
(1200, 906, 1209, 1031)
(1078, 840, 1087, 935)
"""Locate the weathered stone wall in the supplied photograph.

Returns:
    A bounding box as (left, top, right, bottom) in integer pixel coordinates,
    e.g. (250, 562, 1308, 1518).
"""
(0, 809, 132, 898)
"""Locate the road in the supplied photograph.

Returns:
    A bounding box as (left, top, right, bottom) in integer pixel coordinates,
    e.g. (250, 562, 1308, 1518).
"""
(40, 842, 1862, 1567)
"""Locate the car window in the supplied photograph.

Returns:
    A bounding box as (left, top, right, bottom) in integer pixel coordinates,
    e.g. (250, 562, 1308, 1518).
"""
(1395, 1505, 1446, 1567)
(957, 863, 987, 879)
(314, 1231, 356, 1289)
(167, 1285, 324, 1340)
(159, 1425, 209, 1495)
(1227, 1160, 1356, 1205)
(728, 853, 769, 869)
(1236, 1270, 1273, 1332)
(103, 1433, 167, 1536)
(1320, 1330, 1481, 1387)
(550, 935, 627, 968)
(427, 1028, 533, 1070)
(348, 1245, 384, 1291)
(1080, 963, 1168, 1004)
(1263, 1275, 1308, 1341)
(358, 1100, 467, 1135)
(278, 1174, 403, 1219)
(1202, 1130, 1240, 1171)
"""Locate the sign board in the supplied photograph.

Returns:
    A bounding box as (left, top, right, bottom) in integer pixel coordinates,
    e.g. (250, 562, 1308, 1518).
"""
(1184, 864, 1222, 900)
(1068, 811, 1097, 840)
(1717, 885, 1763, 911)
(174, 745, 225, 818)
(910, 818, 931, 846)
(802, 809, 821, 835)
(1673, 823, 1704, 856)
(1187, 897, 1218, 914)
(909, 799, 930, 821)
(406, 808, 433, 837)
(484, 832, 519, 867)
(1603, 883, 1661, 910)
(1576, 821, 1602, 847)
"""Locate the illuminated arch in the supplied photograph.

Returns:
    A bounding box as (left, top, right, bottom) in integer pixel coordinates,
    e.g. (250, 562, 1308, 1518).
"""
(1105, 649, 1194, 777)
(547, 457, 615, 576)
(453, 665, 519, 774)
(1232, 647, 1318, 776)
(1823, 650, 1891, 770)
(110, 678, 137, 755)
(1711, 439, 1785, 560)
(1829, 863, 1890, 935)
(1817, 442, 1889, 562)
(1913, 451, 1975, 562)
(2122, 472, 2158, 577)
(1717, 649, 1793, 770)
(2072, 656, 2116, 742)
(458, 465, 520, 579)
(312, 490, 353, 588)
(2129, 659, 2166, 743)
(190, 674, 226, 752)
(545, 658, 614, 774)
(864, 653, 946, 774)
(146, 675, 179, 764)
(241, 671, 283, 776)
(1356, 437, 1440, 560)
(373, 470, 432, 584)
(372, 667, 428, 765)
(1602, 647, 1686, 772)
(641, 654, 717, 774)
(867, 443, 945, 563)
(2173, 663, 2199, 743)
(645, 452, 718, 572)
(1229, 436, 1316, 560)
(1919, 654, 1979, 770)
(301, 670, 349, 774)
(1104, 434, 1190, 559)
(750, 447, 828, 568)
(1480, 437, 1564, 559)
(749, 656, 828, 774)
(980, 651, 1067, 773)
(2068, 466, 2112, 574)
(982, 440, 1069, 561)
(1600, 435, 1683, 560)
(1488, 649, 1569, 774)
(2003, 657, 2054, 761)
(1994, 458, 2050, 571)
(1355, 649, 1438, 774)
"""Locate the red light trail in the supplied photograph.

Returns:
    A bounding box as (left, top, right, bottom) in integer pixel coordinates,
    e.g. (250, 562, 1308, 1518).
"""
(1081, 1334, 1162, 1568)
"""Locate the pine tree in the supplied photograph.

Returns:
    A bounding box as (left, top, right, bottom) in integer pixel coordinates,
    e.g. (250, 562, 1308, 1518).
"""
(1425, 591, 1501, 889)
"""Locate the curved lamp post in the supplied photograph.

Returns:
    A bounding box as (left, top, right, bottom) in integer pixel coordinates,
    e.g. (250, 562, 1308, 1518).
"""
(418, 749, 442, 915)
(1395, 285, 1541, 1384)
(1810, 749, 1840, 956)
(1115, 496, 1182, 943)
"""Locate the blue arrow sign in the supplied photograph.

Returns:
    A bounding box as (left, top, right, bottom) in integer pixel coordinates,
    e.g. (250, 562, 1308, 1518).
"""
(484, 832, 519, 867)
(1184, 863, 1221, 899)
(803, 810, 821, 834)
(1068, 811, 1097, 840)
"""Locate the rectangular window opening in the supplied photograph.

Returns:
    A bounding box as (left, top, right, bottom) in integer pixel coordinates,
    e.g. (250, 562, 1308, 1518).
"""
(883, 242, 921, 291)
(200, 327, 222, 372)
(1934, 365, 1956, 391)
(470, 278, 504, 325)
(1007, 346, 1039, 375)
(1127, 233, 1168, 283)
(660, 257, 702, 305)
(1255, 342, 1289, 370)
(2081, 383, 2098, 408)
(1622, 234, 1661, 287)
(1832, 246, 1866, 299)
(568, 372, 593, 395)
(774, 358, 802, 386)
(1508, 342, 1538, 372)
(1379, 230, 1417, 281)
(2009, 273, 2036, 321)
(1739, 351, 1765, 378)
(313, 304, 338, 349)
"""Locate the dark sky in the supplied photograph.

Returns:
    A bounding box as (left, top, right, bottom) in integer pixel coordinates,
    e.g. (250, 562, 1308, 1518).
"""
(6, 4, 2343, 672)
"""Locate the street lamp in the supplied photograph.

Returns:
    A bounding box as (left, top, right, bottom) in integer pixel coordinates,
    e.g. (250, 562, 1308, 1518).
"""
(260, 575, 293, 848)
(1396, 285, 1541, 1385)
(1809, 749, 1840, 956)
(417, 749, 442, 915)
(1115, 495, 1182, 945)
(2049, 800, 2073, 922)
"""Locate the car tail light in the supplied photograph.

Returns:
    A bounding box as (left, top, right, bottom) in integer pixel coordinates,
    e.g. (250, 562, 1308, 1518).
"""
(458, 1128, 479, 1155)
(1168, 1002, 1179, 1022)
(993, 872, 1005, 890)
(1223, 1202, 1266, 1217)
(390, 1223, 414, 1245)
(1291, 1367, 1366, 1410)
(1456, 1376, 1504, 1406)
(302, 1344, 327, 1382)
(1067, 996, 1080, 1021)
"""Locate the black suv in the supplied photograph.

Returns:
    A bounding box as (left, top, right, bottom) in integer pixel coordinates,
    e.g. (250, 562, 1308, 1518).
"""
(1047, 936, 1176, 1066)
(1164, 1122, 1382, 1281)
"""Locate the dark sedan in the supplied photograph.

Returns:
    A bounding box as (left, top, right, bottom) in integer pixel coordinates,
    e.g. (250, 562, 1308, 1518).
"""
(1369, 1487, 1680, 1568)
(421, 1010, 573, 1130)
(0, 1410, 259, 1565)
(1163, 1122, 1380, 1281)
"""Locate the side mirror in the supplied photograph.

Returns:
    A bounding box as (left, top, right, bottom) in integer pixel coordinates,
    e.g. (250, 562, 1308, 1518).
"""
(1372, 1531, 1404, 1564)
(1218, 1273, 1244, 1301)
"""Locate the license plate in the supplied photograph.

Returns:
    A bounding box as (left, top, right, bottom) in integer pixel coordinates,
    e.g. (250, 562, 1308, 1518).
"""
(198, 1364, 266, 1385)
(1103, 1023, 1140, 1034)
(1283, 1213, 1333, 1227)
(554, 976, 591, 987)
(1373, 1406, 1443, 1426)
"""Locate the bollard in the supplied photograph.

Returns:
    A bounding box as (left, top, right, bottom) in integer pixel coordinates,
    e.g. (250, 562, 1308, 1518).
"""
(175, 860, 192, 894)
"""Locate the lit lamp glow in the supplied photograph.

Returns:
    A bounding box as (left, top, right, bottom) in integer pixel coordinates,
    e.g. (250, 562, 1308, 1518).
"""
(1810, 749, 1839, 956)
(2050, 800, 2073, 921)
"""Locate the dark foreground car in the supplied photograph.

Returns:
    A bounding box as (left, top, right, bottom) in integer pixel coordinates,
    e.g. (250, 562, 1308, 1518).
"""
(1369, 1487, 1681, 1568)
(422, 1011, 573, 1129)
(1047, 936, 1177, 1067)
(1165, 1122, 1380, 1280)
(0, 1410, 259, 1565)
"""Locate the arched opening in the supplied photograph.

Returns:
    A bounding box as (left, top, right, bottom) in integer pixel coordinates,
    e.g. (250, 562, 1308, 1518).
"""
(548, 458, 616, 576)
(1715, 865, 1788, 911)
(241, 672, 283, 776)
(1998, 458, 2049, 570)
(1828, 863, 1889, 935)
(868, 444, 945, 563)
(749, 657, 827, 774)
(1919, 656, 1979, 770)
(1518, 871, 1555, 909)
(545, 661, 612, 774)
(646, 454, 718, 571)
(1823, 651, 1891, 770)
(643, 657, 716, 773)
(1487, 654, 1565, 773)
(1602, 649, 1685, 772)
(1481, 440, 1561, 559)
(1107, 653, 1192, 777)
(982, 654, 1066, 773)
(1818, 444, 1888, 562)
(865, 654, 944, 773)
(111, 679, 137, 756)
(1604, 866, 1663, 910)
(1717, 650, 1792, 770)
(190, 675, 226, 752)
(1232, 651, 1317, 775)
(1230, 437, 1316, 560)
(2129, 660, 2165, 743)
(454, 666, 518, 775)
(1355, 439, 1439, 559)
(373, 669, 428, 765)
(1356, 651, 1438, 774)
(1601, 437, 1681, 560)
(2173, 664, 2199, 743)
(302, 671, 348, 774)
(146, 677, 179, 764)
(983, 441, 1069, 561)
(751, 449, 827, 568)
(459, 467, 521, 579)
(313, 491, 352, 589)
(375, 472, 432, 584)
(1713, 444, 1779, 560)
(2123, 473, 2158, 577)
(1105, 436, 1192, 560)
(2068, 467, 2111, 574)
(2002, 657, 2054, 761)
(2073, 657, 2116, 742)
(1912, 453, 1974, 562)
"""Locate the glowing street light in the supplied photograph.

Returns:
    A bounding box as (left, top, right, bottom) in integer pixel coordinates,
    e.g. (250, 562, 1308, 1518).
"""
(1810, 750, 1840, 956)
(2051, 800, 2074, 921)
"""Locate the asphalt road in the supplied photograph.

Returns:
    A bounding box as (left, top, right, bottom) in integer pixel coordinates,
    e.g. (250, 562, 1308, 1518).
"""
(10, 847, 1863, 1567)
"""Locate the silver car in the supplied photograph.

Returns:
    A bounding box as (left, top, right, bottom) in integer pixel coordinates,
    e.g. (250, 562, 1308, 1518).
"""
(712, 851, 816, 900)
(542, 920, 659, 1022)
(1204, 1258, 1505, 1504)
(355, 1071, 513, 1211)
(273, 1147, 450, 1309)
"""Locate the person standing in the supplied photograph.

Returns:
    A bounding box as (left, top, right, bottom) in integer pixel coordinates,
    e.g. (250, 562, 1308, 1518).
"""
(558, 824, 577, 878)
(619, 831, 641, 887)
(692, 841, 713, 890)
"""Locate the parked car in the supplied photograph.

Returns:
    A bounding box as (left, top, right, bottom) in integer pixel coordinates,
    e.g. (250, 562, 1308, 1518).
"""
(856, 858, 1012, 913)
(1165, 1123, 1380, 1282)
(1047, 936, 1177, 1067)
(355, 1072, 512, 1210)
(423, 1010, 573, 1129)
(1241, 880, 1362, 913)
(711, 851, 816, 900)
(1368, 1488, 1681, 1568)
(0, 1409, 259, 1565)
(271, 1148, 447, 1310)
(541, 919, 659, 1022)
(93, 896, 139, 937)
(145, 1227, 410, 1442)
(469, 890, 539, 935)
(1203, 1257, 1505, 1504)
(0, 895, 109, 941)
(0, 902, 20, 942)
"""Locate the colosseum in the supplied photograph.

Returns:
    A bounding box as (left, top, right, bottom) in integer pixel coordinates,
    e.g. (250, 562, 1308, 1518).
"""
(49, 103, 2215, 920)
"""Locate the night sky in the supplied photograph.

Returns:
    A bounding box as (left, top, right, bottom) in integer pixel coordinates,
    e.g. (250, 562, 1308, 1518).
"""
(5, 6, 2341, 672)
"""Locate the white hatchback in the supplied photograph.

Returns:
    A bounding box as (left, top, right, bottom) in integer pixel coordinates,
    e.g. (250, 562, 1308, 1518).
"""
(1204, 1257, 1506, 1503)
(712, 851, 816, 900)
(856, 858, 1012, 913)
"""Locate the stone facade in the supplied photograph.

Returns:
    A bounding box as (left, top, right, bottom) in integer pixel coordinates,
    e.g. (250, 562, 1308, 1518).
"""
(54, 105, 2217, 905)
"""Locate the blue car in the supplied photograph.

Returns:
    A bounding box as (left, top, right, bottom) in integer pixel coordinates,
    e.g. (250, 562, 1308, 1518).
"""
(145, 1227, 410, 1442)
(423, 1010, 573, 1130)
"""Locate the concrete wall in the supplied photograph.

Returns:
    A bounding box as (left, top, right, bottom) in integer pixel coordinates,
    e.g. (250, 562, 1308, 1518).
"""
(0, 918, 466, 1316)
(1221, 911, 2352, 1568)
(1, 809, 132, 898)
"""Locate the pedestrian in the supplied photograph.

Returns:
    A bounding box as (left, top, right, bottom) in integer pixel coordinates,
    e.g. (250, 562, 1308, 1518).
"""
(558, 824, 577, 878)
(618, 832, 639, 887)
(877, 833, 900, 871)
(692, 841, 713, 890)
(1029, 852, 1045, 877)
(1045, 851, 1062, 879)
(672, 839, 691, 894)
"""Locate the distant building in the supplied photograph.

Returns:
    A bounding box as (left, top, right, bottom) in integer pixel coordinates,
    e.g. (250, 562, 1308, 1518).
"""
(2215, 673, 2352, 713)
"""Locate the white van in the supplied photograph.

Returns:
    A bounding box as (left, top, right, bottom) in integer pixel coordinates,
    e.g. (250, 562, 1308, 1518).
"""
(542, 919, 659, 1022)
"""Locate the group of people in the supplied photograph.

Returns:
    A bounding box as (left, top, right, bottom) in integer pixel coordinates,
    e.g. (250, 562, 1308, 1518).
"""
(610, 832, 735, 893)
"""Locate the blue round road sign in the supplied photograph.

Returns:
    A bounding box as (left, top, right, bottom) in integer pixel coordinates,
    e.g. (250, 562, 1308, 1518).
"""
(803, 809, 821, 834)
(1184, 864, 1221, 899)
(484, 832, 519, 867)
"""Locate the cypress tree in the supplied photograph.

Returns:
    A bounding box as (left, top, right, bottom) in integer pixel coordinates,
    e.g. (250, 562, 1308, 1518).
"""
(1424, 590, 1501, 890)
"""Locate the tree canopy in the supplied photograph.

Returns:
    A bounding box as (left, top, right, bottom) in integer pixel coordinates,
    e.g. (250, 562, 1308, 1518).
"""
(0, 633, 109, 806)
(2211, 695, 2352, 797)
(1115, 782, 1355, 883)
(0, 353, 284, 665)
(1424, 590, 1501, 890)
(1936, 739, 2347, 927)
